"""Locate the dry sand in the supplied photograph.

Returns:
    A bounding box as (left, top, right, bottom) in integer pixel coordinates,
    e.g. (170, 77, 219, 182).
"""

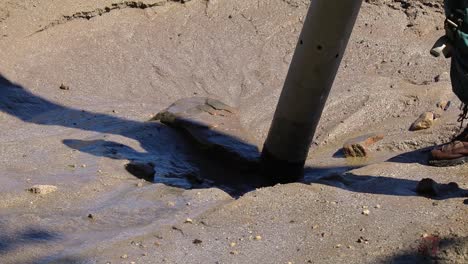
(0, 0, 467, 263)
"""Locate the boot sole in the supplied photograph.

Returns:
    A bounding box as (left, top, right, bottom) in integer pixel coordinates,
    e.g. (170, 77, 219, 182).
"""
(429, 156, 468, 167)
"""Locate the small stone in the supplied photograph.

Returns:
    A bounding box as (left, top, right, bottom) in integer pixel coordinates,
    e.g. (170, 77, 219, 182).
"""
(230, 250, 239, 255)
(125, 162, 155, 182)
(88, 214, 94, 219)
(375, 204, 381, 209)
(184, 218, 193, 224)
(410, 112, 434, 131)
(312, 225, 319, 230)
(68, 164, 76, 169)
(335, 244, 342, 248)
(167, 201, 175, 207)
(193, 239, 202, 244)
(436, 100, 451, 111)
(343, 133, 384, 157)
(59, 83, 70, 90)
(432, 201, 439, 206)
(357, 236, 369, 244)
(347, 245, 354, 249)
(130, 262, 135, 264)
(362, 209, 370, 216)
(28, 185, 58, 195)
(154, 241, 161, 246)
(254, 235, 262, 241)
(121, 254, 128, 259)
(230, 242, 237, 247)
(81, 164, 87, 168)
(136, 182, 144, 187)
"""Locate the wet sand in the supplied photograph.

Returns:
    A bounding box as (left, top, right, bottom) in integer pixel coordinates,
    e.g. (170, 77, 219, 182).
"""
(0, 0, 467, 263)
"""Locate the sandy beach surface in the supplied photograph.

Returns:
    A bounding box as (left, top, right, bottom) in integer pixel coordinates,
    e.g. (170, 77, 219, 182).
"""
(0, 0, 467, 263)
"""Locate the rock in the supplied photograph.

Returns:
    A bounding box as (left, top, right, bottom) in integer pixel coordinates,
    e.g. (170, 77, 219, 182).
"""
(151, 97, 260, 170)
(184, 218, 193, 224)
(193, 239, 202, 244)
(342, 133, 384, 157)
(436, 100, 451, 111)
(59, 83, 70, 90)
(229, 242, 237, 247)
(417, 178, 439, 196)
(254, 235, 262, 240)
(362, 209, 370, 216)
(121, 254, 128, 259)
(416, 178, 462, 198)
(357, 236, 369, 244)
(410, 112, 434, 131)
(28, 185, 57, 195)
(125, 162, 155, 182)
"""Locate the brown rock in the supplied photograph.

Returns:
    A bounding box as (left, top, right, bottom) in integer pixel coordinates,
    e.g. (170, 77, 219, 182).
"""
(410, 112, 434, 131)
(342, 133, 384, 157)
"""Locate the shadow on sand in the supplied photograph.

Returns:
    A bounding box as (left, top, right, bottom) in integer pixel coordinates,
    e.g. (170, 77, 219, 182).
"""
(1, 74, 467, 200)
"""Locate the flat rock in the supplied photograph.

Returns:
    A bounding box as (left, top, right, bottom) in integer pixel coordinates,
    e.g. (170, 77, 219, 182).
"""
(28, 185, 58, 195)
(410, 112, 434, 131)
(343, 133, 384, 158)
(151, 97, 260, 169)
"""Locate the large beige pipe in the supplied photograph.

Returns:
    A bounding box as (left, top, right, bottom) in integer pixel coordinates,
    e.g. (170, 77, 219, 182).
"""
(261, 0, 363, 184)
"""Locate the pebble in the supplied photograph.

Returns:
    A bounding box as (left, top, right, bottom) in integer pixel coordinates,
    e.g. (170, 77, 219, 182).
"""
(28, 185, 58, 195)
(136, 182, 144, 187)
(184, 218, 193, 224)
(230, 250, 239, 255)
(59, 83, 70, 90)
(121, 254, 128, 259)
(230, 242, 237, 247)
(193, 239, 203, 244)
(357, 236, 369, 244)
(254, 235, 262, 241)
(362, 209, 370, 215)
(335, 244, 342, 248)
(410, 112, 434, 131)
(437, 100, 451, 111)
(375, 204, 381, 209)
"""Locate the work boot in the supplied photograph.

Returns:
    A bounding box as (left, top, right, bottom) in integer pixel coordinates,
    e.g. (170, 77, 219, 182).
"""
(429, 140, 468, 166)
